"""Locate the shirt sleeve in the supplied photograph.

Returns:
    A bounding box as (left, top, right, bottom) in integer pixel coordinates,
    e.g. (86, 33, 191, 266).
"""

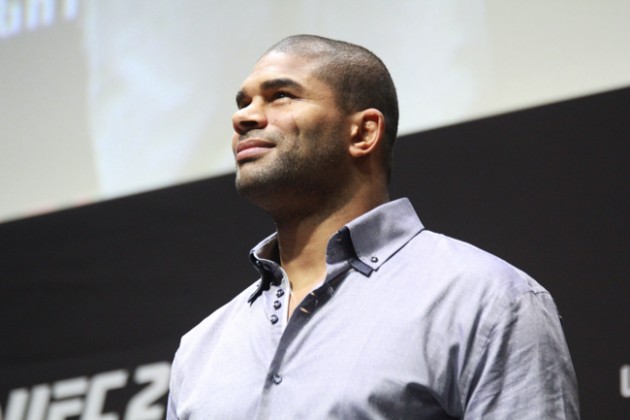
(166, 391, 180, 420)
(463, 290, 580, 419)
(166, 347, 182, 420)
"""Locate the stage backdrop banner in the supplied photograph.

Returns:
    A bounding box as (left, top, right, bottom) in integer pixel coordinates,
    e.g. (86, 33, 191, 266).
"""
(1, 87, 629, 419)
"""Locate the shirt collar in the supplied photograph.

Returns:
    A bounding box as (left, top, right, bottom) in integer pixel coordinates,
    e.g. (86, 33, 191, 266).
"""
(247, 198, 424, 304)
(341, 197, 424, 271)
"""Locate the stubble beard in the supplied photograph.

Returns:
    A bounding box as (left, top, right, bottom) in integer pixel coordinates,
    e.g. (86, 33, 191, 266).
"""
(235, 121, 350, 217)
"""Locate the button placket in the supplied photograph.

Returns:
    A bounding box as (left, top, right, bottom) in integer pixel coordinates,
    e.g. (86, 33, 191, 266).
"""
(268, 280, 290, 326)
(270, 288, 285, 324)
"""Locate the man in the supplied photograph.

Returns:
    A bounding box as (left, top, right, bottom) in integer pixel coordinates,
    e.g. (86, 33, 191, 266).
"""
(167, 35, 579, 419)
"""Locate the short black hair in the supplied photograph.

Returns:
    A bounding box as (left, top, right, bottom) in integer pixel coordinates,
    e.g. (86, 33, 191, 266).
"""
(265, 35, 399, 181)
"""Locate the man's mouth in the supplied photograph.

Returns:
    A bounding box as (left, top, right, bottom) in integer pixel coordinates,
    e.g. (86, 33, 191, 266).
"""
(235, 138, 275, 163)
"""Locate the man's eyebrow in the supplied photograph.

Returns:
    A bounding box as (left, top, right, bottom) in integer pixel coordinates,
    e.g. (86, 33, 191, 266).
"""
(260, 78, 304, 92)
(235, 78, 305, 107)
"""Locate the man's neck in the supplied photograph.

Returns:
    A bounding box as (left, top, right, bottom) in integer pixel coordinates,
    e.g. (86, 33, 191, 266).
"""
(274, 191, 389, 293)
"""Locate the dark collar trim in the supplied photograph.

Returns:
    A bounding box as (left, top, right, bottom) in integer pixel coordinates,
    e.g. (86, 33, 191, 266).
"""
(349, 257, 373, 276)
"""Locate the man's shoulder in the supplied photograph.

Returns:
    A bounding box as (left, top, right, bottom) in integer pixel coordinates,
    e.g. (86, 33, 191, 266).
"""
(412, 229, 548, 298)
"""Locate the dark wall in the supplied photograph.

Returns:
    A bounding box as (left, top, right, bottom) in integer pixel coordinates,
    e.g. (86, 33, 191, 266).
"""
(1, 87, 628, 419)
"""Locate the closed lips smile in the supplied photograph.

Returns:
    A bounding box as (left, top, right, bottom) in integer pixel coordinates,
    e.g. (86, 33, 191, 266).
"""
(235, 139, 274, 162)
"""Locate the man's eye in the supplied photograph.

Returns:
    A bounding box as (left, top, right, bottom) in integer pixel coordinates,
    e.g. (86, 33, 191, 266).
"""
(272, 91, 293, 101)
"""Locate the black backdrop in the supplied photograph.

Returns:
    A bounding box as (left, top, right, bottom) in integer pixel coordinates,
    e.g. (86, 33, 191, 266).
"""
(1, 87, 628, 419)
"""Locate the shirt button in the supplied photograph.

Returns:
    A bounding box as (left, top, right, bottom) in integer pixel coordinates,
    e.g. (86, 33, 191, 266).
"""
(272, 374, 282, 384)
(276, 289, 285, 298)
(370, 256, 379, 263)
(270, 314, 279, 324)
(273, 300, 281, 310)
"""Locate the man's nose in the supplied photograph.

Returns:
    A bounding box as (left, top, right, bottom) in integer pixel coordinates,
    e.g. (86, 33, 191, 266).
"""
(232, 100, 268, 135)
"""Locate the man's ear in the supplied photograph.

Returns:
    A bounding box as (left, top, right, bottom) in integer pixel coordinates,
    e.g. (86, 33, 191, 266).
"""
(348, 108, 385, 158)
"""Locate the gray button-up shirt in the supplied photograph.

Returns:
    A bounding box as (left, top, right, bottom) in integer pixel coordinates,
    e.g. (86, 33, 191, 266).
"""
(168, 198, 579, 419)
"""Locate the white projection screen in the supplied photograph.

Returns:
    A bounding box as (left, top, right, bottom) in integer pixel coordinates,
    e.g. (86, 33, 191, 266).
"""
(2, 0, 630, 222)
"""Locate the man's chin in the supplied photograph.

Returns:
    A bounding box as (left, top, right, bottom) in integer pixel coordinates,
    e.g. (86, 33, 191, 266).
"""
(234, 172, 269, 198)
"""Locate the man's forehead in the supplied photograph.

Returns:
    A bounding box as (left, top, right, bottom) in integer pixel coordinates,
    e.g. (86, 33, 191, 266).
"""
(236, 55, 331, 102)
(254, 50, 313, 69)
(243, 52, 319, 85)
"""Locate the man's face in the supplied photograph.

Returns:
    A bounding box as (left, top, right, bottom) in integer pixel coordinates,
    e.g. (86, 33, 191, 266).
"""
(231, 52, 352, 205)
